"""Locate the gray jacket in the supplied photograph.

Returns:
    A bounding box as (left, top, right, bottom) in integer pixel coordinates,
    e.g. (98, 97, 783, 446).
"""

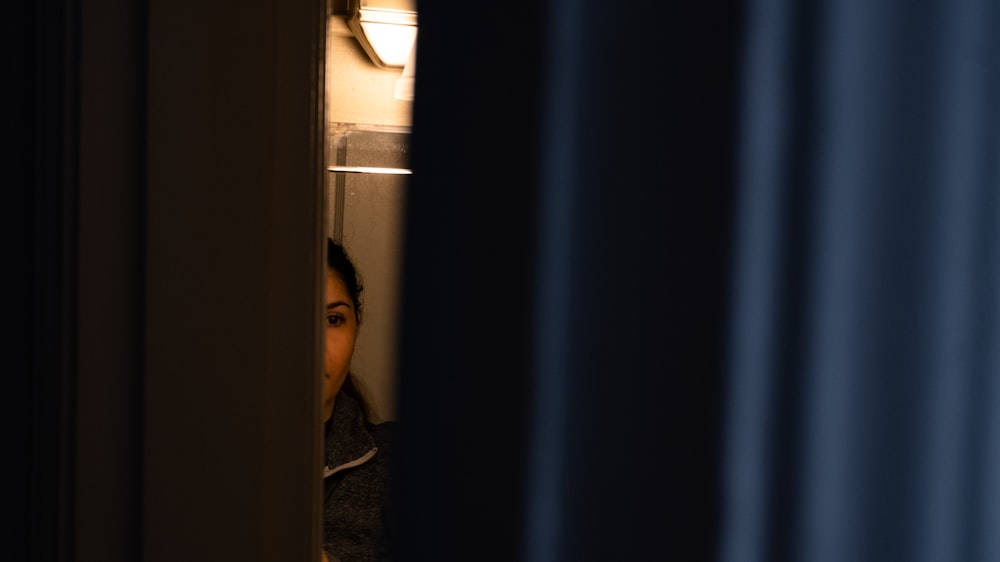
(323, 391, 395, 562)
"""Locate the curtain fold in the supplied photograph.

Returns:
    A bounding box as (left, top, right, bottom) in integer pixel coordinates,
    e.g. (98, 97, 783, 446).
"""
(723, 2, 1000, 561)
(402, 1, 998, 560)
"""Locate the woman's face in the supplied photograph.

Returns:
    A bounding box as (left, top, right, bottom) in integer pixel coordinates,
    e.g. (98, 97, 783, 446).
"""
(323, 269, 358, 422)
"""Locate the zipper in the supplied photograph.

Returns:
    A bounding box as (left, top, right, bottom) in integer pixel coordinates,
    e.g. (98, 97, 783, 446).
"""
(324, 447, 378, 479)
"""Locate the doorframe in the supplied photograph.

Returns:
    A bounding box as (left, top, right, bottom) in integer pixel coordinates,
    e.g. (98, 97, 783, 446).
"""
(73, 0, 331, 559)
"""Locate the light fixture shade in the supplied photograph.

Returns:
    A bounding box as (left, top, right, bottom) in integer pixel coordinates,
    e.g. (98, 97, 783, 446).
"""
(346, 0, 417, 69)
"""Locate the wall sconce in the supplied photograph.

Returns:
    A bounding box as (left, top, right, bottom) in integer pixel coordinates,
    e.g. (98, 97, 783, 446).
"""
(345, 0, 417, 69)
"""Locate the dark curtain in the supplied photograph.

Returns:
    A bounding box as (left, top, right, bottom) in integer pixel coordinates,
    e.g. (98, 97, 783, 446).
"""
(399, 1, 739, 561)
(7, 1, 80, 560)
(400, 1, 1000, 562)
(722, 2, 1000, 562)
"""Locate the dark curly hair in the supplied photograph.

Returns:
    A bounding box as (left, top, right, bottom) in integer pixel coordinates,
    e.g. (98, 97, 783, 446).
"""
(327, 238, 363, 325)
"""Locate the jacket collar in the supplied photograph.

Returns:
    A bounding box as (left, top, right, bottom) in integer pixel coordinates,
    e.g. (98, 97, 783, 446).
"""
(324, 391, 377, 478)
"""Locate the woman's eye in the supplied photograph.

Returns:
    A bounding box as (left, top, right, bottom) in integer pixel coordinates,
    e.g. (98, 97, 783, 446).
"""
(327, 314, 345, 327)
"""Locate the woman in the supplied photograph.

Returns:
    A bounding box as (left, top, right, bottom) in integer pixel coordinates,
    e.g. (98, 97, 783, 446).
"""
(322, 239, 395, 562)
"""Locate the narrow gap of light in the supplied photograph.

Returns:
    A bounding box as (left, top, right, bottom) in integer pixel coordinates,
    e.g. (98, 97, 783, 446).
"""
(328, 166, 412, 175)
